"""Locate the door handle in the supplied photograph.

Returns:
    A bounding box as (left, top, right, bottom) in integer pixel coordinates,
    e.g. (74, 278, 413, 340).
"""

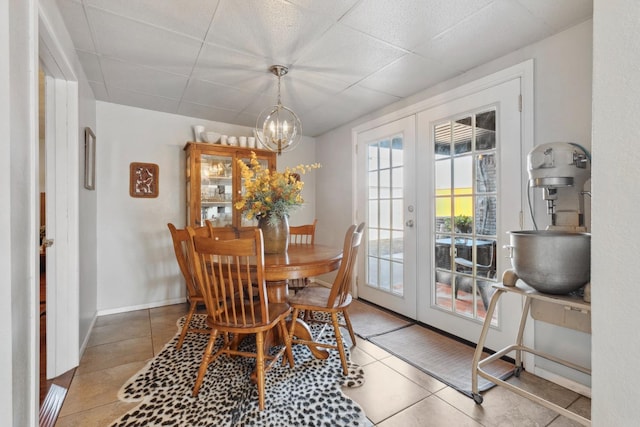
(43, 238, 54, 248)
(405, 219, 414, 227)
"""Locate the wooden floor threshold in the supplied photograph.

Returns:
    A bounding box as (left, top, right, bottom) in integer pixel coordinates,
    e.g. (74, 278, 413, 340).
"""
(39, 383, 67, 427)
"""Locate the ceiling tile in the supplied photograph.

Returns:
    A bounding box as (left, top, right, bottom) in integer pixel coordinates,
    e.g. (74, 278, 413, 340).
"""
(241, 68, 351, 117)
(294, 24, 406, 85)
(106, 87, 180, 114)
(413, 0, 553, 73)
(301, 85, 400, 133)
(359, 53, 461, 98)
(191, 44, 272, 93)
(76, 50, 104, 83)
(205, 0, 335, 63)
(84, 0, 219, 40)
(56, 0, 96, 52)
(516, 0, 593, 32)
(86, 7, 203, 76)
(340, 0, 493, 49)
(100, 57, 188, 100)
(182, 79, 253, 111)
(177, 102, 241, 125)
(286, 0, 360, 20)
(88, 81, 109, 100)
(232, 111, 260, 129)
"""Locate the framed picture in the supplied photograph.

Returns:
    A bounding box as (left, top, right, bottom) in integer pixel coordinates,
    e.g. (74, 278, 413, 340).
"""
(84, 127, 96, 190)
(130, 162, 159, 198)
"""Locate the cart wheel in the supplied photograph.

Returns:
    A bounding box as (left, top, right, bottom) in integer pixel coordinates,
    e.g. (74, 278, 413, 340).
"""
(473, 393, 483, 404)
(514, 366, 523, 377)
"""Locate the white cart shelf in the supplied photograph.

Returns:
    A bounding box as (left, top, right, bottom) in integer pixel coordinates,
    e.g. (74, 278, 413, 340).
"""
(472, 283, 591, 426)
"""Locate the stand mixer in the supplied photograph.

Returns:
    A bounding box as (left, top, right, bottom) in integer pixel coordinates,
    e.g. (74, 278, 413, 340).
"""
(527, 142, 591, 231)
(504, 142, 592, 299)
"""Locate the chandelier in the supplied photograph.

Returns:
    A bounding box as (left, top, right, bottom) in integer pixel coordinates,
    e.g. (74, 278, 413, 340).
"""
(256, 65, 302, 155)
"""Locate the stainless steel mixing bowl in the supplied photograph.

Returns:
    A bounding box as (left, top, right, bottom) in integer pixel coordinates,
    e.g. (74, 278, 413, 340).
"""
(506, 230, 591, 294)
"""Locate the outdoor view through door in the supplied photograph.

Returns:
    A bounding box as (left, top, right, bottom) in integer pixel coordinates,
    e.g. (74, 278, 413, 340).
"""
(434, 109, 498, 324)
(367, 136, 404, 297)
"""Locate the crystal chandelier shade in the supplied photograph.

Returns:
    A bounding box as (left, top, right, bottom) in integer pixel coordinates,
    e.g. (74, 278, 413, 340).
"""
(256, 65, 302, 155)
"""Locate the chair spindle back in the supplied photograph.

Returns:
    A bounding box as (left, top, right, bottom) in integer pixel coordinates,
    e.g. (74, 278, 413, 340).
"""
(189, 228, 271, 327)
(327, 222, 365, 308)
(289, 219, 317, 245)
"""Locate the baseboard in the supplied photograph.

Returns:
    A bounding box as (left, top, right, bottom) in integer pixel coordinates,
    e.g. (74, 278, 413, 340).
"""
(78, 313, 98, 359)
(310, 278, 331, 288)
(97, 297, 187, 316)
(534, 366, 592, 398)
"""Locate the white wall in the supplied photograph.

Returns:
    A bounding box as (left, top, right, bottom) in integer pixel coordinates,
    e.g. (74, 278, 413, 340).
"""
(1, 0, 38, 424)
(316, 21, 593, 386)
(96, 102, 316, 312)
(591, 0, 640, 424)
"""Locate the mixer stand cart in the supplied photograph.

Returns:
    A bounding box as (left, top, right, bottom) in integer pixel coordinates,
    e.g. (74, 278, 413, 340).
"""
(471, 283, 591, 426)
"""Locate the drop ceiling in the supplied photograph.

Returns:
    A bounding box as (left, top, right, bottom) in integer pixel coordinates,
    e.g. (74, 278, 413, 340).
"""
(56, 0, 592, 137)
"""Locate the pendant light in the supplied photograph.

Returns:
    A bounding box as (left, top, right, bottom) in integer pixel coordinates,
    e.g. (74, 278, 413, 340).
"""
(255, 65, 302, 155)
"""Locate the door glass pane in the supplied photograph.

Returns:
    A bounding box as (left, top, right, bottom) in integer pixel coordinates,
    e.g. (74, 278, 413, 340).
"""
(379, 199, 391, 229)
(368, 171, 378, 199)
(379, 169, 391, 198)
(475, 154, 496, 192)
(433, 108, 498, 323)
(391, 137, 403, 166)
(476, 110, 496, 151)
(366, 134, 405, 297)
(392, 199, 403, 230)
(434, 122, 451, 159)
(391, 167, 403, 198)
(454, 117, 472, 155)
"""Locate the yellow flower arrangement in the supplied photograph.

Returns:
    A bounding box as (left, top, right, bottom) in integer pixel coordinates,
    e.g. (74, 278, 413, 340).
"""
(235, 151, 321, 225)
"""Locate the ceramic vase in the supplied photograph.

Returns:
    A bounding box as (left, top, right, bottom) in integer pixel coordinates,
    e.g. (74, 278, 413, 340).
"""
(258, 214, 289, 254)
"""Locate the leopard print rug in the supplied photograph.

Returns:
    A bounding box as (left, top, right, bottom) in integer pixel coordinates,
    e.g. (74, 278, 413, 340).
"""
(110, 313, 367, 426)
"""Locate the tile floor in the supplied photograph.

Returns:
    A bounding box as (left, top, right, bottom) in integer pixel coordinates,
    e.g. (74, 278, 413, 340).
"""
(56, 302, 590, 426)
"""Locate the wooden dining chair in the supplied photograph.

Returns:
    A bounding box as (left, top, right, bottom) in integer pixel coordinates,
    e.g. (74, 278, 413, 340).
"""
(187, 227, 294, 410)
(289, 219, 317, 245)
(288, 222, 364, 375)
(288, 219, 317, 294)
(167, 223, 211, 349)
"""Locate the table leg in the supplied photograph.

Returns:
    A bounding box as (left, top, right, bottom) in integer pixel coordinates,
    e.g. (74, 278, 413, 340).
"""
(289, 315, 330, 359)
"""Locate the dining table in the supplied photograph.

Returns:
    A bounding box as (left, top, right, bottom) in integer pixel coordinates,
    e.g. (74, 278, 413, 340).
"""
(262, 243, 343, 359)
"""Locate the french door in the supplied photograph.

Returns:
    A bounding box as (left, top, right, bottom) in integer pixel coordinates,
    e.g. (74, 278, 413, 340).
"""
(356, 117, 417, 318)
(416, 78, 524, 351)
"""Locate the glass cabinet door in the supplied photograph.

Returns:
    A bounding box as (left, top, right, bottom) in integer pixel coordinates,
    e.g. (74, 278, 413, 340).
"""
(200, 153, 234, 227)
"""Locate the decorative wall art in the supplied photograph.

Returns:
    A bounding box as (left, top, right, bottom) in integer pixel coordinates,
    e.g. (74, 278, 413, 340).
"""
(129, 162, 159, 198)
(84, 127, 96, 190)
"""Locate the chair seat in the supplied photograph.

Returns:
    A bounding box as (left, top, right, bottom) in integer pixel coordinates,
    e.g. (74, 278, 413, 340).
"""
(289, 286, 352, 310)
(205, 302, 291, 332)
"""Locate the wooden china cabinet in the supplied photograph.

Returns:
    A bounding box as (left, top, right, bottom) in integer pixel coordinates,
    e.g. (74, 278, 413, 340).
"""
(184, 142, 276, 229)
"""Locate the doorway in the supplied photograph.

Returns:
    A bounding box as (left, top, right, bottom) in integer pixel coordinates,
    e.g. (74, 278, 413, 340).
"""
(354, 62, 534, 352)
(38, 12, 82, 394)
